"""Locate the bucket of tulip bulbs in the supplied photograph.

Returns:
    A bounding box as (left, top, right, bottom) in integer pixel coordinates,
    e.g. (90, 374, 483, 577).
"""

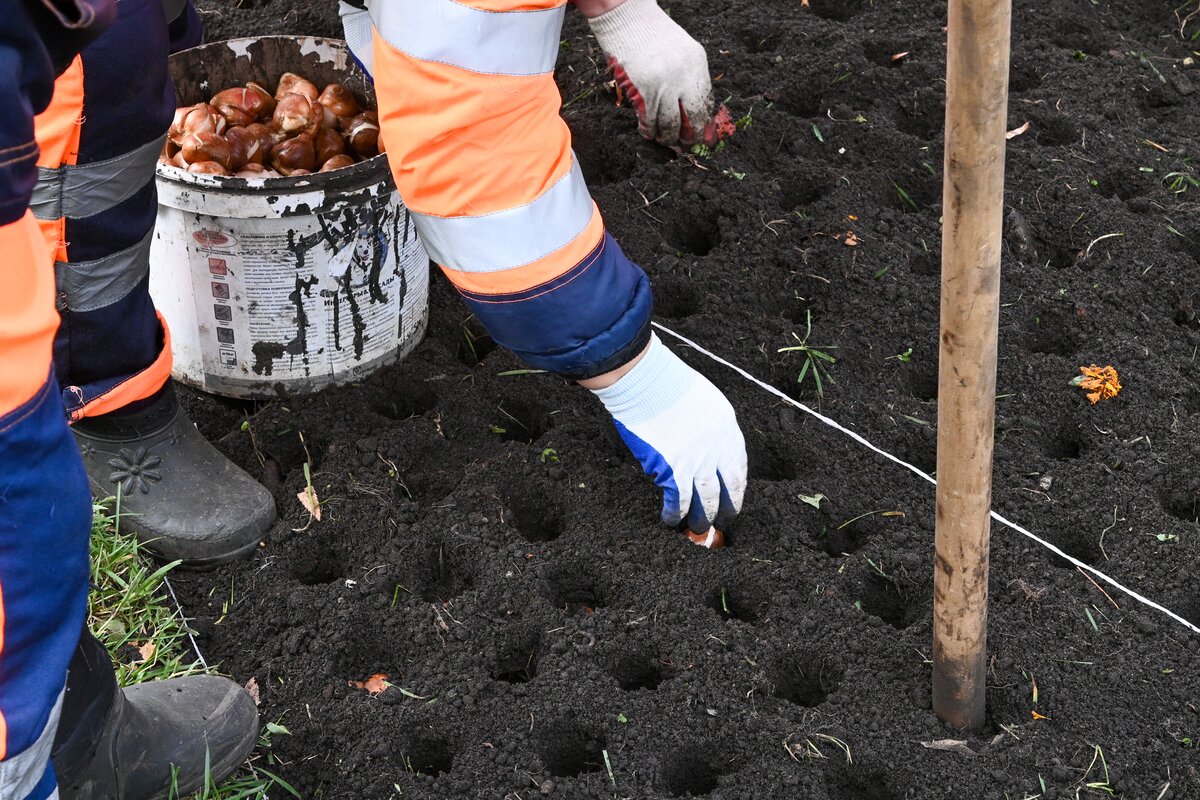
(149, 36, 429, 399)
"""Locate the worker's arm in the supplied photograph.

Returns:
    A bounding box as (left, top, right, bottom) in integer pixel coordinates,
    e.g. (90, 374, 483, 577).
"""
(368, 0, 746, 534)
(575, 0, 719, 147)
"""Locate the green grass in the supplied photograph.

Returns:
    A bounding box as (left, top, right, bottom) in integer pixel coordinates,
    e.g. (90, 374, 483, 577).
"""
(90, 500, 297, 799)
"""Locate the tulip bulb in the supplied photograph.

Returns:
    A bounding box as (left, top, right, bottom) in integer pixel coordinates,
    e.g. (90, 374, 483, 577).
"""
(273, 93, 320, 137)
(188, 160, 229, 175)
(244, 82, 276, 119)
(169, 103, 226, 145)
(275, 72, 319, 102)
(345, 111, 380, 158)
(319, 154, 356, 172)
(317, 83, 361, 118)
(181, 131, 233, 170)
(271, 134, 316, 175)
(225, 126, 265, 169)
(314, 126, 346, 164)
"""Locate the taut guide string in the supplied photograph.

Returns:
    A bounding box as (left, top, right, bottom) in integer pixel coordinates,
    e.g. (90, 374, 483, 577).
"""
(652, 321, 1200, 637)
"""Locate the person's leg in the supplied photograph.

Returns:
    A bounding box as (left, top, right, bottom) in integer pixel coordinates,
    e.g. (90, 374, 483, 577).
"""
(0, 212, 92, 800)
(31, 0, 275, 567)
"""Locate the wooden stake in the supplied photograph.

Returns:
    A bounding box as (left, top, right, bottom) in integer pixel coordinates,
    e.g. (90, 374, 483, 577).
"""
(933, 0, 1012, 731)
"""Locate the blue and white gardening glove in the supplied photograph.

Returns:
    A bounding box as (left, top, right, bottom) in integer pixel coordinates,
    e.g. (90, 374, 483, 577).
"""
(591, 334, 747, 543)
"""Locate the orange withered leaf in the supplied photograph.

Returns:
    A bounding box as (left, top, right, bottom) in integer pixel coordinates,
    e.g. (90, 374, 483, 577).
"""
(348, 673, 390, 695)
(1075, 364, 1121, 404)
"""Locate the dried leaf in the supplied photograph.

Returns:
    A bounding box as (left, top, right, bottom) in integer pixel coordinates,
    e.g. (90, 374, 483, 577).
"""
(348, 673, 391, 695)
(891, 51, 910, 62)
(134, 642, 155, 663)
(244, 677, 261, 705)
(1006, 121, 1031, 140)
(920, 739, 976, 756)
(843, 231, 860, 247)
(297, 486, 322, 520)
(1031, 710, 1051, 720)
(1075, 364, 1121, 404)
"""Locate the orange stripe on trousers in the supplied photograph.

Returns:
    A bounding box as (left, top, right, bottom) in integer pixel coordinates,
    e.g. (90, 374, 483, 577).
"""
(69, 312, 173, 422)
(33, 55, 84, 265)
(0, 213, 58, 417)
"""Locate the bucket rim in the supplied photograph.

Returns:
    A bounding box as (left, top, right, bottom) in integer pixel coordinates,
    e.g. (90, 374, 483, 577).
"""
(162, 35, 383, 191)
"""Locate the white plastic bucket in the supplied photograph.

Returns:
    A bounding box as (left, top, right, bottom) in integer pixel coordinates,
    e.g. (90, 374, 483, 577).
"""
(150, 36, 429, 398)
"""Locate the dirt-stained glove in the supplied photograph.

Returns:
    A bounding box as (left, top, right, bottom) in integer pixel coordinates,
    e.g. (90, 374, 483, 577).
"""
(587, 0, 720, 147)
(592, 334, 747, 536)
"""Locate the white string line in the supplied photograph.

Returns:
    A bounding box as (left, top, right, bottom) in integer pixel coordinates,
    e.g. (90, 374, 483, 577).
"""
(163, 574, 211, 670)
(653, 321, 1200, 636)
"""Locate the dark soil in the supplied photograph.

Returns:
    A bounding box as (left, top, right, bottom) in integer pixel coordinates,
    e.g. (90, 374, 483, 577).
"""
(177, 1, 1200, 797)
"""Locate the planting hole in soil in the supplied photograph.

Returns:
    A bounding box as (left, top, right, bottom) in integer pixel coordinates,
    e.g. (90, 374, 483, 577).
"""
(707, 584, 768, 624)
(655, 744, 724, 797)
(492, 626, 542, 684)
(666, 213, 720, 257)
(1158, 489, 1199, 525)
(288, 539, 344, 586)
(542, 563, 606, 615)
(534, 717, 607, 778)
(1045, 527, 1102, 570)
(457, 316, 496, 366)
(767, 653, 841, 708)
(858, 572, 920, 630)
(494, 399, 552, 444)
(397, 734, 455, 779)
(368, 383, 439, 422)
(504, 487, 564, 543)
(813, 521, 871, 558)
(1042, 429, 1082, 461)
(418, 542, 473, 602)
(907, 368, 938, 403)
(823, 765, 897, 800)
(610, 646, 671, 691)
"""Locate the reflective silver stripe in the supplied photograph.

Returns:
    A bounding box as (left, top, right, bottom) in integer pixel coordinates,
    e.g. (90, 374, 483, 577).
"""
(30, 137, 162, 221)
(57, 230, 153, 313)
(0, 690, 63, 799)
(370, 0, 565, 77)
(340, 2, 376, 77)
(410, 155, 593, 274)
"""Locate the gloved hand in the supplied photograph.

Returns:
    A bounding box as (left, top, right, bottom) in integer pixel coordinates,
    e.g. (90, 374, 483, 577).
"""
(591, 334, 747, 535)
(585, 0, 721, 147)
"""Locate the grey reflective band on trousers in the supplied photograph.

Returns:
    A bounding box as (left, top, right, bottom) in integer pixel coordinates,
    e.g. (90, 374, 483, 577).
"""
(369, 0, 566, 76)
(0, 690, 63, 799)
(410, 156, 594, 274)
(29, 137, 162, 221)
(56, 229, 153, 313)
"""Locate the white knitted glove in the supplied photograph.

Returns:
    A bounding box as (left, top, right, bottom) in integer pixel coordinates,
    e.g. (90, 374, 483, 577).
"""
(592, 334, 747, 533)
(587, 0, 717, 147)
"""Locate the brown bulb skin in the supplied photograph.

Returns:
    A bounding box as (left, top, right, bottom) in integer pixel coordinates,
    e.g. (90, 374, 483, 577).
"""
(225, 126, 266, 169)
(314, 126, 346, 164)
(345, 111, 380, 158)
(271, 134, 316, 176)
(319, 154, 356, 172)
(169, 103, 226, 145)
(275, 72, 319, 102)
(317, 83, 361, 118)
(181, 131, 232, 170)
(187, 160, 229, 175)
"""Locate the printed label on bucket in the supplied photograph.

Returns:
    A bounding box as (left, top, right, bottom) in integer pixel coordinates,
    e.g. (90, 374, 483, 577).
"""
(158, 194, 428, 395)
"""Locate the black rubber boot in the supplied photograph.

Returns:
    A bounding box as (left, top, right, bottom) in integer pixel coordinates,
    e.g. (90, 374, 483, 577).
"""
(73, 383, 275, 567)
(56, 678, 259, 799)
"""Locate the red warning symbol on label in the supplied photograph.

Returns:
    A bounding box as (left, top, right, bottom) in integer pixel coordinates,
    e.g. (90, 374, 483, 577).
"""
(208, 257, 228, 276)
